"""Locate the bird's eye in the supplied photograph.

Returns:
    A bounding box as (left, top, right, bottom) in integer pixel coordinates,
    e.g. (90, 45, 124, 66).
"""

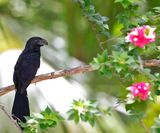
(34, 40, 39, 44)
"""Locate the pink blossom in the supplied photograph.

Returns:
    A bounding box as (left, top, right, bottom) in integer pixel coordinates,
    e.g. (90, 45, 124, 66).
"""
(125, 25, 156, 48)
(128, 82, 150, 101)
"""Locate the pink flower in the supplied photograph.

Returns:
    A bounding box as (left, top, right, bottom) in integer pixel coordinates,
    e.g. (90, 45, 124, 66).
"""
(128, 82, 150, 101)
(125, 25, 156, 48)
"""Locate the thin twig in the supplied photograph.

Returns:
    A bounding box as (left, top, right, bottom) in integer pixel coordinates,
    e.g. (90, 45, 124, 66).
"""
(140, 119, 150, 133)
(0, 105, 23, 133)
(138, 56, 143, 70)
(91, 24, 104, 51)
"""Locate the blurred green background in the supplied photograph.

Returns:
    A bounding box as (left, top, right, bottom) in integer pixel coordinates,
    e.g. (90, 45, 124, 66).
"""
(0, 0, 160, 133)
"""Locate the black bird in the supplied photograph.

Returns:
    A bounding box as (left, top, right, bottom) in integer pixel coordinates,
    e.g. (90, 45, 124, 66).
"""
(12, 37, 48, 123)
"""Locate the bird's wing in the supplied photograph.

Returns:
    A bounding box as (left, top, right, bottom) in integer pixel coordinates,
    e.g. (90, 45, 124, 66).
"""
(13, 53, 40, 93)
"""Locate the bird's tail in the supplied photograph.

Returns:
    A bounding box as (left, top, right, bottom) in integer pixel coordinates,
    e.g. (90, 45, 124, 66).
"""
(12, 90, 30, 123)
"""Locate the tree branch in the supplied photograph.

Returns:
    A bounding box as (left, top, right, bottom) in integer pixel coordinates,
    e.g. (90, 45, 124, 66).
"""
(0, 59, 160, 97)
(142, 59, 160, 67)
(0, 65, 93, 96)
(0, 105, 23, 133)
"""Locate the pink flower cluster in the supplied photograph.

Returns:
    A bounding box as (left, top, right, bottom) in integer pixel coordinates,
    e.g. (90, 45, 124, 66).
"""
(128, 82, 150, 101)
(125, 25, 156, 48)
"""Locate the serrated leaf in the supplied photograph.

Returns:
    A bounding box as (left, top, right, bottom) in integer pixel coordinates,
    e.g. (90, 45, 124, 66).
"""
(99, 65, 111, 75)
(68, 113, 74, 120)
(80, 113, 87, 121)
(115, 64, 123, 73)
(151, 115, 160, 133)
(93, 57, 100, 64)
(20, 122, 28, 128)
(67, 109, 74, 114)
(143, 68, 151, 75)
(153, 7, 160, 13)
(90, 62, 100, 70)
(156, 90, 160, 95)
(89, 118, 95, 127)
(33, 113, 44, 119)
(104, 24, 109, 29)
(42, 106, 52, 115)
(24, 116, 33, 121)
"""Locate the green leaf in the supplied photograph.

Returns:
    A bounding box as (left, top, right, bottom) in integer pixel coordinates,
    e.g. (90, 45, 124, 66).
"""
(99, 65, 111, 75)
(20, 106, 63, 131)
(156, 90, 160, 95)
(80, 113, 87, 121)
(67, 99, 101, 126)
(114, 64, 123, 73)
(89, 118, 95, 127)
(151, 115, 160, 133)
(44, 106, 51, 114)
(33, 113, 44, 119)
(97, 50, 108, 63)
(104, 24, 109, 29)
(142, 68, 151, 75)
(114, 0, 132, 8)
(112, 51, 128, 61)
(128, 111, 145, 122)
(74, 110, 80, 123)
(125, 100, 147, 113)
(153, 7, 160, 13)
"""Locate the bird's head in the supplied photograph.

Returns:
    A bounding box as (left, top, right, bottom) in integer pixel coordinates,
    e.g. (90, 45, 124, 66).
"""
(25, 37, 48, 51)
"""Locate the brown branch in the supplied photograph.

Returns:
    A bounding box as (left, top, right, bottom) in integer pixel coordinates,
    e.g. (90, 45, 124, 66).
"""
(0, 105, 23, 133)
(0, 59, 160, 97)
(0, 65, 94, 96)
(142, 59, 160, 67)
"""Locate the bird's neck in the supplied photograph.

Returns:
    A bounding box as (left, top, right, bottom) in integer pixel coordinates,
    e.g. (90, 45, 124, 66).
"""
(24, 48, 41, 55)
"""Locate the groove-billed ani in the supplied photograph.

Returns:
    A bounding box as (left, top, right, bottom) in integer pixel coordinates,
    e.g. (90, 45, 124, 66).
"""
(12, 37, 48, 123)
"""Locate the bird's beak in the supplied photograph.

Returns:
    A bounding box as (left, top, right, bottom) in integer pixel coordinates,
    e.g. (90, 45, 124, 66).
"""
(39, 39, 48, 46)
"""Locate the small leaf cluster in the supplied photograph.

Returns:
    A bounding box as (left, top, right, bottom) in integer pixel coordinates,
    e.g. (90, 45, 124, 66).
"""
(20, 106, 63, 133)
(67, 99, 100, 126)
(115, 0, 133, 9)
(20, 100, 104, 132)
(152, 73, 160, 96)
(115, 0, 140, 32)
(74, 0, 109, 37)
(147, 7, 160, 44)
(80, 0, 160, 132)
(90, 50, 139, 78)
(90, 50, 110, 75)
(111, 51, 139, 75)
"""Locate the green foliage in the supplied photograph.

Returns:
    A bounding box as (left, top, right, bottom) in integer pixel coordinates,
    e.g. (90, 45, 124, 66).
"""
(20, 106, 63, 133)
(67, 99, 100, 126)
(88, 1, 160, 132)
(151, 115, 160, 133)
(114, 0, 133, 8)
(90, 49, 139, 78)
(115, 0, 143, 32)
(38, 107, 63, 129)
(90, 50, 111, 76)
(19, 0, 160, 132)
(20, 100, 104, 132)
(74, 0, 109, 37)
(111, 50, 138, 75)
(152, 73, 160, 96)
